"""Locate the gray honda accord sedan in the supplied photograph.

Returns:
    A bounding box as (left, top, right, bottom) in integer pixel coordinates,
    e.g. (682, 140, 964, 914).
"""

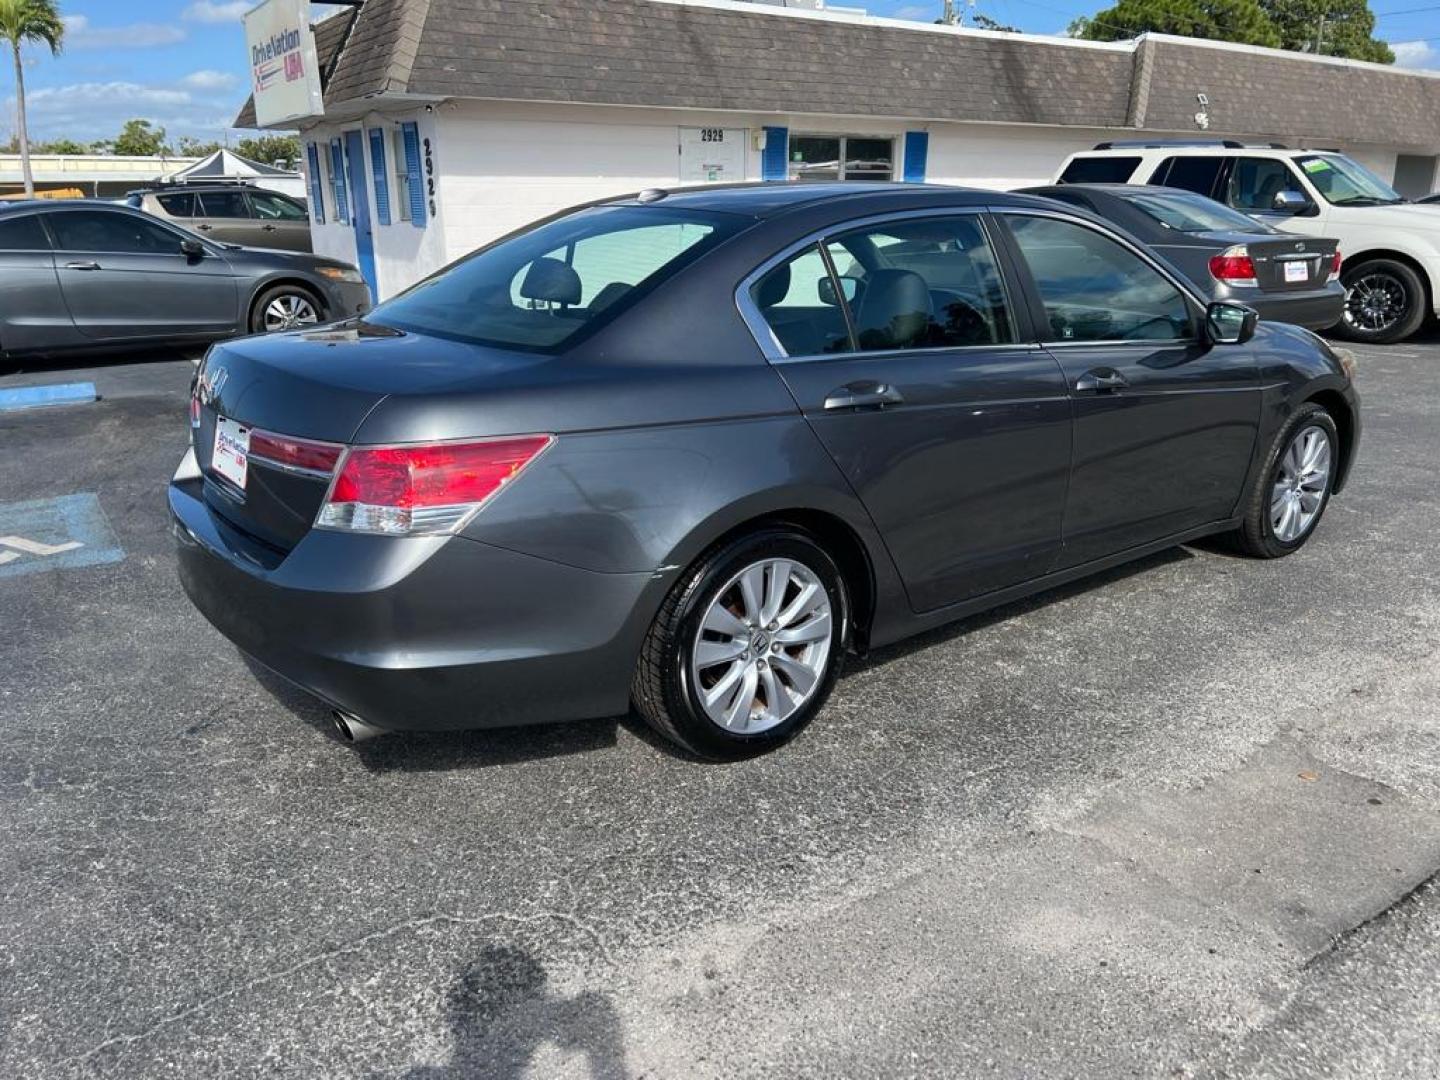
(0, 200, 370, 362)
(171, 183, 1360, 759)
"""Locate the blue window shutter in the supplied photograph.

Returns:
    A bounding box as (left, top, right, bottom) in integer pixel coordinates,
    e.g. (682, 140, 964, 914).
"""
(401, 122, 426, 227)
(329, 138, 349, 223)
(761, 126, 788, 182)
(902, 131, 929, 183)
(306, 142, 325, 224)
(368, 128, 391, 226)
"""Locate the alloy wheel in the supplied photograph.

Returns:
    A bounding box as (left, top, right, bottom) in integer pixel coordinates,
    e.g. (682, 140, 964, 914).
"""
(1343, 271, 1408, 334)
(1270, 425, 1332, 544)
(263, 293, 320, 332)
(690, 557, 833, 733)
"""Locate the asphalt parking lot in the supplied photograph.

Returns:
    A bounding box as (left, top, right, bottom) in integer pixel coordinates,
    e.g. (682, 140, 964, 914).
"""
(2, 332, 1440, 1079)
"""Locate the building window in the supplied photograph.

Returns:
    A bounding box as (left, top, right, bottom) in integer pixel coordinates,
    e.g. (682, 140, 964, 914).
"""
(391, 128, 412, 222)
(789, 135, 894, 182)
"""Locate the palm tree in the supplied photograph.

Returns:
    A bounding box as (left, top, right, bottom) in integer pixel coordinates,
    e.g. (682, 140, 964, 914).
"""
(0, 0, 64, 198)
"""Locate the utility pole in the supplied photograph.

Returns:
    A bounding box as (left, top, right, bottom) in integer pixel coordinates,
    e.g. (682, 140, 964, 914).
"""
(942, 0, 957, 24)
(1314, 14, 1327, 55)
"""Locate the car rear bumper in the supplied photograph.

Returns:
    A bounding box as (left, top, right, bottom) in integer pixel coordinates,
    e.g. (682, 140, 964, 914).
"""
(169, 476, 655, 732)
(1249, 283, 1345, 331)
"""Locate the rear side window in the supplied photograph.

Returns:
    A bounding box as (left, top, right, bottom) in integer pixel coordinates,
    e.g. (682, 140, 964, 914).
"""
(157, 192, 196, 216)
(0, 215, 50, 251)
(1149, 156, 1224, 197)
(370, 205, 744, 352)
(197, 191, 249, 218)
(1059, 156, 1141, 184)
(1124, 191, 1276, 234)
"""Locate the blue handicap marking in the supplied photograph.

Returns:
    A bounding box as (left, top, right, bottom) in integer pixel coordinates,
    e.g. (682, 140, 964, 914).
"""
(0, 493, 125, 579)
(0, 382, 96, 412)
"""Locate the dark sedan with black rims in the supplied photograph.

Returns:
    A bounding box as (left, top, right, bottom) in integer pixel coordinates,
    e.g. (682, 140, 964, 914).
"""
(171, 183, 1360, 759)
(1019, 184, 1345, 332)
(0, 200, 370, 362)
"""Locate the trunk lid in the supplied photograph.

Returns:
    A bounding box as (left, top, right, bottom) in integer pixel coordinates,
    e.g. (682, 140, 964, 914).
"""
(1197, 230, 1339, 293)
(193, 321, 554, 553)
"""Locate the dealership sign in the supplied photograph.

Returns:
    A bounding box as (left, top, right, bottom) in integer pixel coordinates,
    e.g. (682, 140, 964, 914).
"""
(243, 0, 324, 127)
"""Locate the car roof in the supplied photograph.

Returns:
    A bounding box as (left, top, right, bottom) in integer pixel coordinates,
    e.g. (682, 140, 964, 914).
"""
(603, 182, 1047, 219)
(1026, 184, 1208, 197)
(0, 198, 137, 214)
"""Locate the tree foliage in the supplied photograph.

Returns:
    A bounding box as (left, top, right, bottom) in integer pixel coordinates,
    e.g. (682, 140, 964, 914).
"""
(111, 118, 169, 156)
(1070, 0, 1394, 61)
(235, 134, 301, 167)
(1, 0, 65, 195)
(178, 135, 224, 157)
(1071, 0, 1281, 48)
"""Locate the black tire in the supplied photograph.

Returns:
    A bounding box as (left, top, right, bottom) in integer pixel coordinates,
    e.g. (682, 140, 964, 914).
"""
(1335, 258, 1427, 344)
(1227, 403, 1339, 559)
(249, 284, 325, 335)
(632, 527, 849, 760)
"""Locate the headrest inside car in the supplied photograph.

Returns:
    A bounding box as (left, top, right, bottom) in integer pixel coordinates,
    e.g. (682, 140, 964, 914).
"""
(855, 269, 931, 350)
(755, 262, 791, 308)
(520, 257, 583, 306)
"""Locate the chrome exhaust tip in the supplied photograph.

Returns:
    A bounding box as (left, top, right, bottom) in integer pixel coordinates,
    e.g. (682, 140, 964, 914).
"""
(330, 709, 383, 744)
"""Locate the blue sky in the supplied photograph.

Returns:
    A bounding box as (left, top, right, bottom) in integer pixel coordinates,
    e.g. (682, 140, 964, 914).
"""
(3, 0, 1437, 147)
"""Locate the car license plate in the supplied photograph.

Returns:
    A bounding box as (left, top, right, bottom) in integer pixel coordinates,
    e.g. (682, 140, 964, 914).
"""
(212, 416, 249, 490)
(1284, 261, 1309, 283)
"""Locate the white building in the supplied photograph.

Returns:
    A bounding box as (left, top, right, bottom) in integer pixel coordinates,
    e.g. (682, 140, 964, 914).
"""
(236, 0, 1440, 301)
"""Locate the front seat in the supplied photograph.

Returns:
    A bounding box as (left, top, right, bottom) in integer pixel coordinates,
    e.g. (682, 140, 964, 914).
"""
(853, 269, 931, 350)
(519, 256, 583, 309)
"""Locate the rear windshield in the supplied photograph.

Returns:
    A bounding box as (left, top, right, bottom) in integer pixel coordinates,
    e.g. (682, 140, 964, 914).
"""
(369, 205, 746, 352)
(1124, 190, 1276, 234)
(1059, 156, 1141, 184)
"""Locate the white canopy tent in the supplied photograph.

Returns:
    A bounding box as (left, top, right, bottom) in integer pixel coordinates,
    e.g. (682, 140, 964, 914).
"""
(162, 148, 306, 199)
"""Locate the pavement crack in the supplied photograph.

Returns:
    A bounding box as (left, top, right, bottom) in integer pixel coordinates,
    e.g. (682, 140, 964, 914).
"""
(60, 909, 608, 1067)
(1301, 867, 1440, 971)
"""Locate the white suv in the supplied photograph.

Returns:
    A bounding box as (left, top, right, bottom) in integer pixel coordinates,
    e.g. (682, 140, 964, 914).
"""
(1054, 142, 1440, 343)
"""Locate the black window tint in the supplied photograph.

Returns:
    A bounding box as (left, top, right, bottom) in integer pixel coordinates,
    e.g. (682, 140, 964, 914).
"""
(157, 192, 196, 216)
(1058, 156, 1141, 184)
(1228, 158, 1306, 212)
(1150, 156, 1223, 197)
(1005, 214, 1192, 343)
(371, 205, 742, 353)
(750, 244, 853, 357)
(0, 215, 50, 251)
(831, 216, 1014, 351)
(198, 191, 249, 218)
(49, 210, 183, 254)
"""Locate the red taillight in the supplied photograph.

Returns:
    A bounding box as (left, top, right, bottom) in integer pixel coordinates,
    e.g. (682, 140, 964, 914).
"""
(318, 435, 553, 535)
(248, 429, 343, 474)
(189, 394, 201, 429)
(1329, 250, 1343, 282)
(1209, 245, 1257, 286)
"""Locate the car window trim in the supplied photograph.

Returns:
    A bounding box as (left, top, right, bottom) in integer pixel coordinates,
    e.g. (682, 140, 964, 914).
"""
(734, 206, 1034, 365)
(987, 206, 1207, 348)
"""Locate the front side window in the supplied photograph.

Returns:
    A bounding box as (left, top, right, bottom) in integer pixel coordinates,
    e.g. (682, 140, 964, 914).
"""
(0, 214, 50, 251)
(1004, 214, 1192, 343)
(370, 205, 743, 352)
(250, 192, 308, 221)
(1294, 154, 1405, 206)
(48, 210, 186, 254)
(197, 191, 250, 219)
(1125, 190, 1277, 234)
(1227, 158, 1307, 212)
(1058, 155, 1141, 184)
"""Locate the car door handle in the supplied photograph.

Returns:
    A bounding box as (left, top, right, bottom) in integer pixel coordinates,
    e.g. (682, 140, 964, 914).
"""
(261, 224, 277, 231)
(196, 224, 213, 231)
(64, 261, 101, 271)
(1075, 369, 1128, 394)
(823, 382, 905, 411)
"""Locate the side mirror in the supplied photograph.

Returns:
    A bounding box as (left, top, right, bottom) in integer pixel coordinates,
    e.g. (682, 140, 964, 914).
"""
(1271, 190, 1315, 215)
(180, 238, 205, 258)
(818, 275, 860, 306)
(1205, 301, 1259, 346)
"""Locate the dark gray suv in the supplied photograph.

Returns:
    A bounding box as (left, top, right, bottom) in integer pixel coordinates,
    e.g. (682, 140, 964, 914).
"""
(171, 184, 1360, 759)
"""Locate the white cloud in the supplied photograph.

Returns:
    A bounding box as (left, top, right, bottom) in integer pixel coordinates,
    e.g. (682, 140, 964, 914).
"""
(1392, 40, 1440, 70)
(5, 79, 245, 144)
(180, 69, 240, 91)
(182, 1, 253, 23)
(62, 15, 186, 49)
(892, 4, 934, 19)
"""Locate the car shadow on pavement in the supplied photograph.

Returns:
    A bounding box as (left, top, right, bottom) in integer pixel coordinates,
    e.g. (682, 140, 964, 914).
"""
(400, 943, 629, 1079)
